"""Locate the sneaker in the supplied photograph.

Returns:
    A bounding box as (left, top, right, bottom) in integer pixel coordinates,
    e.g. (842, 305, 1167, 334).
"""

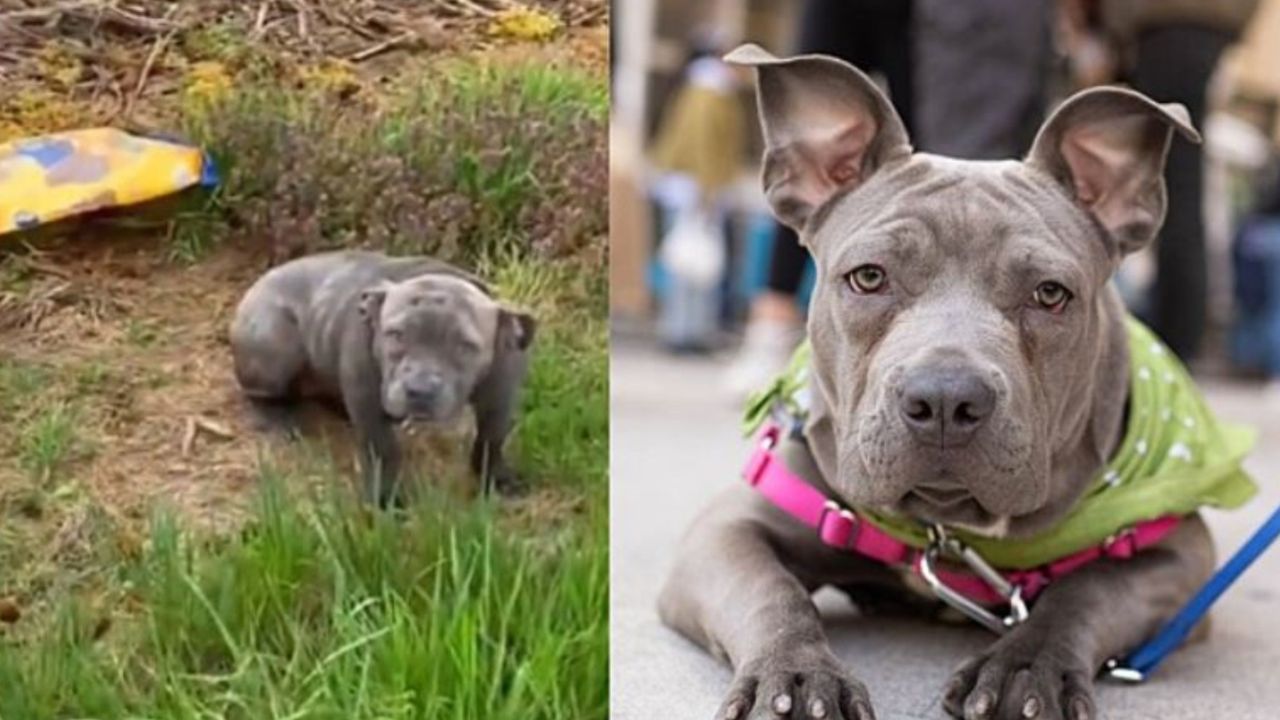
(722, 319, 803, 402)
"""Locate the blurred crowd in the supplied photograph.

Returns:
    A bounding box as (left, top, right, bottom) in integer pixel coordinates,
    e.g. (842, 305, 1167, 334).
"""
(610, 0, 1280, 402)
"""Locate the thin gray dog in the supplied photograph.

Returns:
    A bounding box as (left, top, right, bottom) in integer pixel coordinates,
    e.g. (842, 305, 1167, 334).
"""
(231, 251, 535, 506)
(661, 45, 1218, 720)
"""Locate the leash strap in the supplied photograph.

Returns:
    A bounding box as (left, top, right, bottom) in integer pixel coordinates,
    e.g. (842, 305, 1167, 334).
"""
(1108, 501, 1280, 682)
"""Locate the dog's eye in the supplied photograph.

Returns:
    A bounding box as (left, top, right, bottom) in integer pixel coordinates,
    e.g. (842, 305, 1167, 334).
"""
(846, 264, 887, 294)
(384, 328, 405, 344)
(1033, 282, 1072, 313)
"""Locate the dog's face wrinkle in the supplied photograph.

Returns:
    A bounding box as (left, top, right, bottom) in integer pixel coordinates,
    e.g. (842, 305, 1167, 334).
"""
(375, 277, 498, 423)
(807, 156, 1117, 533)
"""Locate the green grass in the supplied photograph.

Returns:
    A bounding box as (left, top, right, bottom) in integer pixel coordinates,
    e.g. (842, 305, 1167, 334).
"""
(124, 319, 161, 349)
(0, 357, 49, 415)
(0, 259, 33, 295)
(17, 401, 80, 484)
(166, 211, 224, 265)
(424, 63, 609, 120)
(72, 361, 110, 395)
(479, 254, 608, 495)
(0, 478, 606, 720)
(181, 20, 257, 66)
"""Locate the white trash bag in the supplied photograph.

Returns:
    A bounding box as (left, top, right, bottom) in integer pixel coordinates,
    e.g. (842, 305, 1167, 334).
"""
(659, 207, 725, 288)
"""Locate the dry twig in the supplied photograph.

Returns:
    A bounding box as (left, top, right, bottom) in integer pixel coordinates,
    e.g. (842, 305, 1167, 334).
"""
(349, 31, 414, 62)
(447, 0, 502, 19)
(125, 28, 175, 119)
(180, 416, 198, 456)
(252, 1, 270, 37)
(182, 415, 236, 456)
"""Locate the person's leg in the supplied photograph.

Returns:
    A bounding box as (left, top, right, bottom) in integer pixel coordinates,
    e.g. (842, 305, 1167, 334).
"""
(866, 0, 915, 135)
(763, 224, 808, 299)
(1131, 25, 1233, 362)
(724, 221, 807, 395)
(914, 0, 1052, 159)
(755, 0, 888, 307)
(791, 0, 912, 124)
(725, 0, 845, 394)
(740, 222, 808, 361)
(793, 0, 870, 60)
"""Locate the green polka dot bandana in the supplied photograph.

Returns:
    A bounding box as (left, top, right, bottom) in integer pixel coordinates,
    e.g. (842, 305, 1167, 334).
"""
(744, 317, 1258, 570)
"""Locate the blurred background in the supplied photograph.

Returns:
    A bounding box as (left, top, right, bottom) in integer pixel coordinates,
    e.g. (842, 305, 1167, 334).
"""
(611, 0, 1280, 390)
(609, 2, 1280, 718)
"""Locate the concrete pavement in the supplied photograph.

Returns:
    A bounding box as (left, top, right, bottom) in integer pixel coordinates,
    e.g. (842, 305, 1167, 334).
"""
(610, 338, 1280, 719)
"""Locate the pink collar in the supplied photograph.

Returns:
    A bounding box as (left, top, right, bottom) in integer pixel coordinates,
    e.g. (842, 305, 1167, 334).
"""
(744, 422, 1181, 606)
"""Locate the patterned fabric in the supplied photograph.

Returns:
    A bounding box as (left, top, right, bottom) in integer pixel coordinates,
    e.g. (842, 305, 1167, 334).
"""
(0, 128, 217, 237)
(743, 317, 1258, 569)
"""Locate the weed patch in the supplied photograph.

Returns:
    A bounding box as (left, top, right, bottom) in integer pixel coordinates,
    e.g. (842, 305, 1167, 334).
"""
(0, 357, 49, 415)
(17, 402, 81, 483)
(175, 62, 607, 265)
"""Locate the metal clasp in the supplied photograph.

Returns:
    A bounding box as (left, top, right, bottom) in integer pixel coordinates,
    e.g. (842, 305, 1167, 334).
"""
(918, 524, 1029, 635)
(767, 401, 806, 440)
(1103, 658, 1145, 683)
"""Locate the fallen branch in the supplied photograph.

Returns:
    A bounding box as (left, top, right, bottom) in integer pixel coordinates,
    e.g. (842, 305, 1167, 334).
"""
(349, 31, 414, 62)
(446, 0, 502, 19)
(0, 1, 98, 22)
(94, 4, 180, 34)
(2, 2, 179, 34)
(195, 417, 235, 439)
(22, 259, 72, 279)
(181, 415, 235, 456)
(180, 416, 197, 456)
(287, 0, 309, 39)
(573, 4, 607, 25)
(125, 27, 176, 119)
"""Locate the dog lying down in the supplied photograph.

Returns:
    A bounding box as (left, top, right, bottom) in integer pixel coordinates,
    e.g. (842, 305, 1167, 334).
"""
(230, 251, 536, 507)
(660, 46, 1257, 720)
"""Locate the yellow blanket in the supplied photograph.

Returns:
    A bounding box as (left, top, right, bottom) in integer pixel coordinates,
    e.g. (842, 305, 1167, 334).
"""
(0, 128, 216, 236)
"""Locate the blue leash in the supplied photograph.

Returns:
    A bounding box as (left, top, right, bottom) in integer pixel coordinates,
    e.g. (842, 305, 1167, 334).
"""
(1106, 502, 1280, 682)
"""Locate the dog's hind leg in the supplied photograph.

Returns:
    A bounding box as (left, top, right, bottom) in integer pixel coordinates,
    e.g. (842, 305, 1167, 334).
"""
(230, 302, 308, 437)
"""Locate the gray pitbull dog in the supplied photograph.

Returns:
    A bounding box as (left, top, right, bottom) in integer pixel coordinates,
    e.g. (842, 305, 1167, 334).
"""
(660, 46, 1211, 720)
(231, 251, 535, 506)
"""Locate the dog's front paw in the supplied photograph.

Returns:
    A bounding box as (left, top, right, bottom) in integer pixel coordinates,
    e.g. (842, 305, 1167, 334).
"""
(717, 651, 874, 720)
(943, 628, 1095, 720)
(485, 468, 526, 496)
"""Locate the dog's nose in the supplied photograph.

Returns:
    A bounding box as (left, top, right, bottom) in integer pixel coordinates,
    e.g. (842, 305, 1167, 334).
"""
(898, 366, 996, 447)
(405, 375, 444, 407)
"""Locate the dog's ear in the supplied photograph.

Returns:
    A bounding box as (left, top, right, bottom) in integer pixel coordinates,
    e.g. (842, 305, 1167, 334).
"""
(725, 43, 911, 232)
(1027, 86, 1200, 257)
(497, 307, 536, 352)
(358, 283, 390, 329)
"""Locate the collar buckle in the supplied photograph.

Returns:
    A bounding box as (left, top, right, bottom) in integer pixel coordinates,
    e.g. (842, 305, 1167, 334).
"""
(817, 500, 860, 549)
(1103, 527, 1140, 558)
(918, 524, 1029, 634)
